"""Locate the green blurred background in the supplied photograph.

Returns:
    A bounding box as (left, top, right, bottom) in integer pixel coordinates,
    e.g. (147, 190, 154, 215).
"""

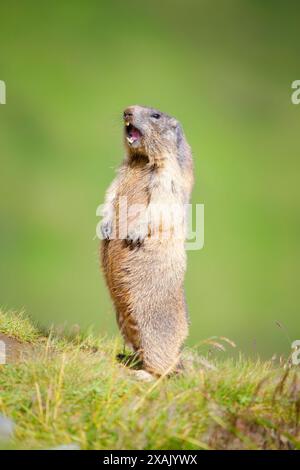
(0, 0, 299, 357)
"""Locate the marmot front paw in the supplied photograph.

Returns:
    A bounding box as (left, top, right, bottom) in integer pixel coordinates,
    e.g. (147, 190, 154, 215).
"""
(126, 223, 148, 246)
(101, 219, 113, 240)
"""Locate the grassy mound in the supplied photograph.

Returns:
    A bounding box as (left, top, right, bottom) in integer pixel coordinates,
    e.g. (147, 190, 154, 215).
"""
(0, 310, 299, 450)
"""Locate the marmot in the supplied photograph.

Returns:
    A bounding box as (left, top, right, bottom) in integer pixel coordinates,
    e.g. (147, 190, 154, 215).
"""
(100, 105, 194, 377)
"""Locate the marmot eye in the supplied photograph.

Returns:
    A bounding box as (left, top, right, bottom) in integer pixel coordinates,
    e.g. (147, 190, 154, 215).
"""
(151, 113, 161, 119)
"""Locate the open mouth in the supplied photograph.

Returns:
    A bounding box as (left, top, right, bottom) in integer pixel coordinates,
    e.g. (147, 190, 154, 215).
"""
(125, 123, 142, 145)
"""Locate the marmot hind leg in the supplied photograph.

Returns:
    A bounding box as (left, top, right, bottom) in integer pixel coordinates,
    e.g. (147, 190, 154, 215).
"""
(139, 322, 188, 377)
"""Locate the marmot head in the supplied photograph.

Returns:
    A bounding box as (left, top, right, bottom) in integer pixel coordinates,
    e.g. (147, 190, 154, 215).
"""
(123, 105, 191, 167)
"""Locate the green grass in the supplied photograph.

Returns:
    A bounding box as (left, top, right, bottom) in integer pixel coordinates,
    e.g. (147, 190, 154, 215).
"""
(0, 311, 299, 450)
(0, 309, 40, 343)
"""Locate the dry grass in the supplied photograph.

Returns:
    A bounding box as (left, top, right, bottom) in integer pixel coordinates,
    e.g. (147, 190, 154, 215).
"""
(0, 311, 299, 450)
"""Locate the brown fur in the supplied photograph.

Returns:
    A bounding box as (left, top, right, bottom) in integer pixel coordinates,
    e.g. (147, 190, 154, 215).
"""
(100, 105, 194, 376)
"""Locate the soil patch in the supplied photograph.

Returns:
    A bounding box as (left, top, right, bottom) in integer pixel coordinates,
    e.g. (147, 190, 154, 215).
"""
(0, 333, 32, 364)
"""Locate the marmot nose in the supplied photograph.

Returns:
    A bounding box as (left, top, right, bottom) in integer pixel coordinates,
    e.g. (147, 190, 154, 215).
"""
(123, 109, 133, 119)
(124, 106, 139, 119)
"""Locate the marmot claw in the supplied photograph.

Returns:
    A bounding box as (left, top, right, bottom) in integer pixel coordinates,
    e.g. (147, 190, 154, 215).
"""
(101, 220, 113, 240)
(126, 223, 148, 246)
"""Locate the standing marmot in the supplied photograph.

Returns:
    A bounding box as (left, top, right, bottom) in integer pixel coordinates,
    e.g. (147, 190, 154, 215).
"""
(100, 105, 194, 377)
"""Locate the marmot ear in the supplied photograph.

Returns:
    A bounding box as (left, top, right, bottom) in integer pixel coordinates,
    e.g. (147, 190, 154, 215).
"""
(175, 123, 186, 167)
(175, 122, 184, 145)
